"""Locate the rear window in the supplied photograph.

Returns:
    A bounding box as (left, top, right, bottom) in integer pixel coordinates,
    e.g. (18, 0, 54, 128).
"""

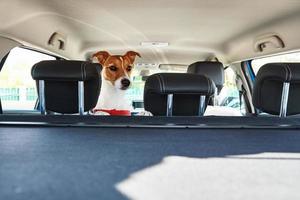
(0, 47, 56, 111)
(251, 51, 300, 74)
(126, 64, 186, 112)
(218, 67, 245, 114)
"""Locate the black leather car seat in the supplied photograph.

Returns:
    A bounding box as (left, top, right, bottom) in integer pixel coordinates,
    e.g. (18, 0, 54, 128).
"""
(253, 63, 300, 117)
(144, 73, 215, 116)
(187, 61, 224, 94)
(31, 60, 101, 115)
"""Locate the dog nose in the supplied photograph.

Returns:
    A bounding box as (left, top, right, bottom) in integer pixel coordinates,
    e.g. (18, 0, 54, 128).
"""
(121, 78, 130, 88)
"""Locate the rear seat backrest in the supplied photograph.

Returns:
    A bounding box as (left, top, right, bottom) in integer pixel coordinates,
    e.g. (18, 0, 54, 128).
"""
(253, 63, 300, 117)
(31, 60, 101, 114)
(144, 73, 215, 116)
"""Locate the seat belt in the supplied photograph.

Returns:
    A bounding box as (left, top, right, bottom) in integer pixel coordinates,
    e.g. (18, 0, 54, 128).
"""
(236, 75, 252, 113)
(239, 88, 244, 111)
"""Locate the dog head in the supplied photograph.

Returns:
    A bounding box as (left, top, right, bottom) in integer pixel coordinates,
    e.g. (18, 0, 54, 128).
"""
(93, 51, 141, 90)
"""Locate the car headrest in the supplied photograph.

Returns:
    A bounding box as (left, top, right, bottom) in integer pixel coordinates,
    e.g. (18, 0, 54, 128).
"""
(32, 60, 101, 81)
(145, 73, 215, 95)
(253, 63, 300, 116)
(144, 73, 215, 116)
(31, 60, 101, 115)
(187, 61, 224, 92)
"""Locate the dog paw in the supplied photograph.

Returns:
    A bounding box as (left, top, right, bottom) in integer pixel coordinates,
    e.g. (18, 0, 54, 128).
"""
(93, 111, 110, 116)
(136, 110, 153, 116)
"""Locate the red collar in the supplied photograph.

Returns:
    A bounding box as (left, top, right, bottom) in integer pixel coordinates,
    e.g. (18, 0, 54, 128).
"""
(93, 109, 131, 116)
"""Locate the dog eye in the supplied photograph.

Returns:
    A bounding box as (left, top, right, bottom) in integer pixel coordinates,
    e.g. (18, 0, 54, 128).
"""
(127, 66, 132, 72)
(109, 66, 117, 71)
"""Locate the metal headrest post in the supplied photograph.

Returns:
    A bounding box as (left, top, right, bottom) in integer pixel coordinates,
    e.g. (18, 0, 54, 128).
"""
(279, 82, 290, 117)
(213, 87, 218, 106)
(166, 94, 173, 116)
(38, 80, 46, 115)
(199, 95, 206, 116)
(78, 81, 85, 115)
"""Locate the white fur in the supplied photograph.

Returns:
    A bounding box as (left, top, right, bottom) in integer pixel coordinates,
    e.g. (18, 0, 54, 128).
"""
(114, 76, 125, 90)
(135, 110, 153, 116)
(95, 70, 133, 111)
(93, 111, 110, 116)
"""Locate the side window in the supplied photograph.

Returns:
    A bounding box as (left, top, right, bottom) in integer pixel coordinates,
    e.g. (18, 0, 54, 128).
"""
(0, 47, 55, 111)
(251, 51, 300, 74)
(217, 67, 246, 115)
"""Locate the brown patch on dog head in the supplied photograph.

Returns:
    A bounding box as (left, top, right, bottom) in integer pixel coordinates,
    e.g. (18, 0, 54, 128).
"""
(93, 51, 141, 86)
(102, 56, 126, 83)
(93, 51, 111, 65)
(123, 51, 141, 64)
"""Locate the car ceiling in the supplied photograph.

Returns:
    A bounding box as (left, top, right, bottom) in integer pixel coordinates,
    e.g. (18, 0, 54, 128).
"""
(1, 0, 300, 64)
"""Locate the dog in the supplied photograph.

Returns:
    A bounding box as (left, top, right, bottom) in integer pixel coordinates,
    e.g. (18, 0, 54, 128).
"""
(92, 51, 141, 114)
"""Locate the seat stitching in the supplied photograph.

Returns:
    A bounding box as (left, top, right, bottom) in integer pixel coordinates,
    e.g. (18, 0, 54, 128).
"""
(83, 62, 87, 80)
(206, 76, 210, 95)
(80, 62, 84, 80)
(286, 63, 292, 82)
(283, 64, 288, 81)
(32, 64, 37, 79)
(157, 74, 164, 93)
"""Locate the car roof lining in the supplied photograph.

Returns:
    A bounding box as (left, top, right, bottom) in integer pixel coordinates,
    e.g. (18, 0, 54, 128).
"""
(1, 0, 300, 64)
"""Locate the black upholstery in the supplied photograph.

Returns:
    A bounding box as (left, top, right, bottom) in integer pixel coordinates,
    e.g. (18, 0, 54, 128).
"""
(32, 60, 101, 114)
(253, 63, 300, 116)
(144, 73, 215, 116)
(187, 61, 224, 92)
(0, 98, 2, 114)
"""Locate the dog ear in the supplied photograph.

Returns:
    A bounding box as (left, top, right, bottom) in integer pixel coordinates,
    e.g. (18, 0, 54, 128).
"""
(93, 51, 111, 65)
(123, 51, 141, 64)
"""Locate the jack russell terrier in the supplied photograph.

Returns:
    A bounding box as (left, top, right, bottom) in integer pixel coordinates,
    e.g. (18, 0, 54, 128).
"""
(93, 51, 148, 115)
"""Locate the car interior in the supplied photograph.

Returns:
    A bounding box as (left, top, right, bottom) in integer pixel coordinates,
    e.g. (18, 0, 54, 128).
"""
(1, 0, 300, 199)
